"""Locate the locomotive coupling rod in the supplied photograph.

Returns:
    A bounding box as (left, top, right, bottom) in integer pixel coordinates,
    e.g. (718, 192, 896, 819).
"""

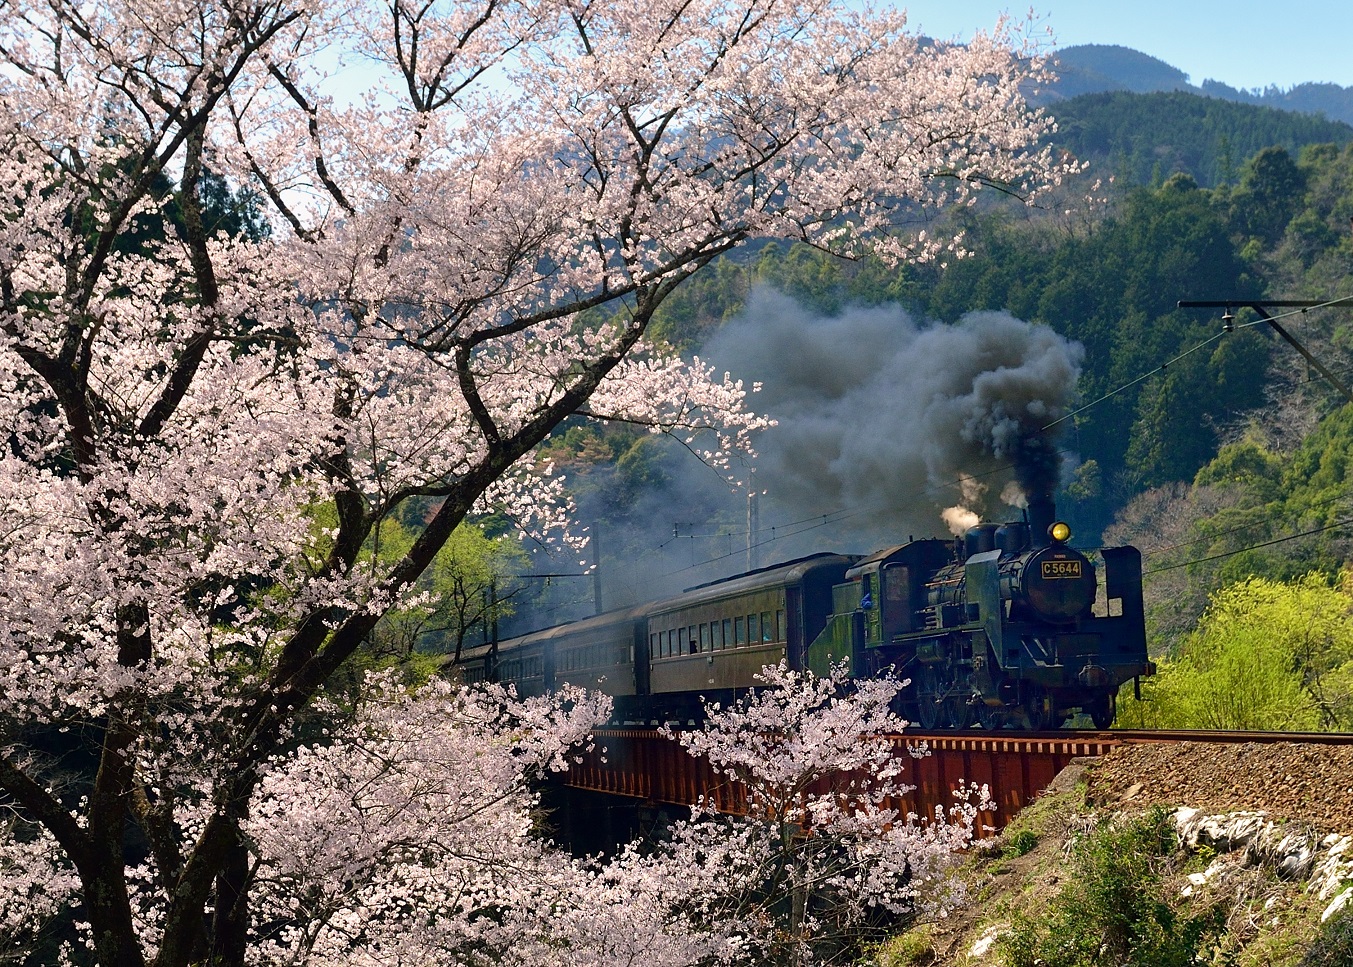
(1178, 299, 1353, 405)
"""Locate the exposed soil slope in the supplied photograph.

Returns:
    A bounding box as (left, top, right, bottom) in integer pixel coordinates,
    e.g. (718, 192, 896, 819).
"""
(1086, 740, 1353, 833)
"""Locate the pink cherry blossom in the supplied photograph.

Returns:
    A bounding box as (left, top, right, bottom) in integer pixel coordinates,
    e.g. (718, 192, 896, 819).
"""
(660, 662, 989, 962)
(0, 1, 1061, 963)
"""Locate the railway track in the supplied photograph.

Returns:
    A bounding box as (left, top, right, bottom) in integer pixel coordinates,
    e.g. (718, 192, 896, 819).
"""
(563, 727, 1353, 834)
(956, 728, 1353, 745)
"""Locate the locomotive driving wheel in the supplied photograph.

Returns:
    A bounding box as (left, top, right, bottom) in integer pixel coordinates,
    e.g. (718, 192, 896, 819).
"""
(947, 693, 975, 729)
(1022, 687, 1059, 731)
(914, 666, 947, 730)
(974, 702, 1008, 731)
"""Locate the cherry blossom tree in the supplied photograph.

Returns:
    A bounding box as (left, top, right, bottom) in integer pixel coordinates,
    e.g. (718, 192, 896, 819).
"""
(0, 0, 1066, 963)
(241, 677, 616, 966)
(45, 664, 972, 967)
(663, 663, 985, 965)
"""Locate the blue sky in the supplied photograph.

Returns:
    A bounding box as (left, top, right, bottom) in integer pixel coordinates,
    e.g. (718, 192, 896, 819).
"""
(892, 1, 1353, 92)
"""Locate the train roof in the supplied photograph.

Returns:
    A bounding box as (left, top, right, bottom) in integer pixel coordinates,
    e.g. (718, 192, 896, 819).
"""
(847, 544, 908, 575)
(646, 552, 858, 611)
(844, 538, 952, 579)
(459, 553, 860, 659)
(481, 600, 654, 650)
(456, 641, 492, 663)
(678, 551, 857, 594)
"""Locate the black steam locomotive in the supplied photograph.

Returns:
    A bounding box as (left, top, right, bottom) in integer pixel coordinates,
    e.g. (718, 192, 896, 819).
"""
(457, 496, 1153, 730)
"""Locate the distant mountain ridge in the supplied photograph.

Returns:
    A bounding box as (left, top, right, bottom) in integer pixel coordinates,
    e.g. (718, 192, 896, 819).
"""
(1047, 90, 1352, 187)
(1044, 44, 1353, 127)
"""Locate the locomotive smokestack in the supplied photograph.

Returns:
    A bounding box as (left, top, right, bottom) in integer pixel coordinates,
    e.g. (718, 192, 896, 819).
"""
(1011, 429, 1063, 547)
(1028, 491, 1056, 547)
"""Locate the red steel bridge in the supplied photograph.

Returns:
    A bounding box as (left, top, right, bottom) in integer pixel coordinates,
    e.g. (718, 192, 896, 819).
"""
(563, 729, 1353, 835)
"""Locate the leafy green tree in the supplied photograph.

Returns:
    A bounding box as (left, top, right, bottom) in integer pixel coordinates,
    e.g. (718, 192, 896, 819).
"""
(1193, 438, 1286, 498)
(368, 519, 527, 663)
(298, 502, 526, 671)
(1126, 574, 1353, 730)
(1167, 405, 1353, 591)
(648, 255, 754, 353)
(753, 241, 849, 314)
(1230, 145, 1307, 244)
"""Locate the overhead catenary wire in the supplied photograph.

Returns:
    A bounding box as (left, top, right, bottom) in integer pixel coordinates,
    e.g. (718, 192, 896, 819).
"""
(1040, 330, 1229, 433)
(1042, 296, 1353, 432)
(1140, 487, 1353, 559)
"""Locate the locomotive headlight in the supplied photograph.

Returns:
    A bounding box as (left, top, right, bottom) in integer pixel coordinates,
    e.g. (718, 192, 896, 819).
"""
(1049, 521, 1072, 544)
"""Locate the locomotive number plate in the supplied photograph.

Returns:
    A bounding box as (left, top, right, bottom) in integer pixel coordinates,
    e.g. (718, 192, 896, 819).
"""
(1041, 560, 1082, 579)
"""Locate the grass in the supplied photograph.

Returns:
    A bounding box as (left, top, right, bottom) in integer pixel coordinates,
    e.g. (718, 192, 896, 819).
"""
(995, 807, 1227, 967)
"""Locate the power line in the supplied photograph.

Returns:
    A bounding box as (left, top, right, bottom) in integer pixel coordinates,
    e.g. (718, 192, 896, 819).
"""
(1043, 296, 1353, 433)
(1145, 514, 1353, 575)
(1141, 489, 1353, 559)
(1041, 329, 1228, 432)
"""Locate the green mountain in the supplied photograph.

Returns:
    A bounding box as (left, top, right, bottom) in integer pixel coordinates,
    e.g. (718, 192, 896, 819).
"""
(1048, 43, 1353, 127)
(1049, 90, 1353, 187)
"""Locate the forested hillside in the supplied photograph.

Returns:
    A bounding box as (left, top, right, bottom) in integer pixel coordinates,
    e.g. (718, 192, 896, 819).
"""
(519, 98, 1353, 730)
(1050, 91, 1352, 187)
(1048, 43, 1353, 127)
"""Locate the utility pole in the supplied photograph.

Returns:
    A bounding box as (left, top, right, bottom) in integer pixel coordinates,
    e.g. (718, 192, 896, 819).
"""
(746, 485, 760, 572)
(1179, 298, 1353, 404)
(487, 579, 498, 680)
(590, 522, 603, 615)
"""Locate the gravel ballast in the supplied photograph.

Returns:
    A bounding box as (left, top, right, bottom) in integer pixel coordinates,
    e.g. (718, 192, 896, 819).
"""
(1086, 740, 1353, 832)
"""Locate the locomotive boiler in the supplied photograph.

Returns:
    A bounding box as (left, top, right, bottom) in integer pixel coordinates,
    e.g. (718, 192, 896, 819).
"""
(459, 494, 1152, 730)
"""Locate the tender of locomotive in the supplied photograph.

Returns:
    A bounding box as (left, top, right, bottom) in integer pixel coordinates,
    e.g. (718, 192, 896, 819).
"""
(460, 496, 1152, 729)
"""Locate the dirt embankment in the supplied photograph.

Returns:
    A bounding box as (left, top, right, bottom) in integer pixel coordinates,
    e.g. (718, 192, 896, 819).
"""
(889, 740, 1353, 966)
(1086, 741, 1353, 832)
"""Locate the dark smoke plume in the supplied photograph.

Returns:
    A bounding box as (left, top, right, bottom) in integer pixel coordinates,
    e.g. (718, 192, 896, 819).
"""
(702, 288, 1084, 541)
(527, 289, 1087, 618)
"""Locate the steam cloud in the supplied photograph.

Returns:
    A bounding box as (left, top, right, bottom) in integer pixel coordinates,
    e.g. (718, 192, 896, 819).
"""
(703, 288, 1084, 541)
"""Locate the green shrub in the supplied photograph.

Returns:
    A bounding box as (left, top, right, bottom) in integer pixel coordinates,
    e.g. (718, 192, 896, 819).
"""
(871, 927, 933, 967)
(1003, 829, 1039, 858)
(997, 807, 1224, 967)
(1301, 897, 1353, 967)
